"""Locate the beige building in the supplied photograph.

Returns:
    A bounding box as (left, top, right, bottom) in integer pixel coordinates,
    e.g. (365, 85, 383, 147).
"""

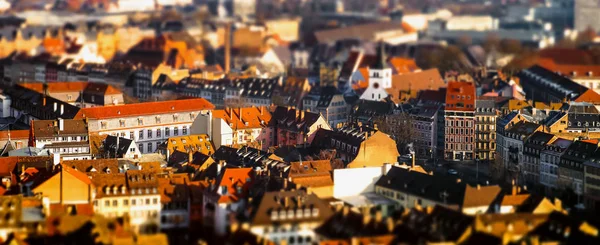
(91, 170, 161, 232)
(74, 98, 214, 154)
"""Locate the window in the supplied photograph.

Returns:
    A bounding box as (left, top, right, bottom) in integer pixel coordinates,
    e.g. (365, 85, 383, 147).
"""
(145, 199, 150, 205)
(130, 131, 134, 139)
(174, 127, 179, 136)
(153, 198, 158, 204)
(137, 118, 143, 126)
(101, 121, 107, 129)
(155, 116, 161, 124)
(139, 144, 143, 152)
(132, 199, 136, 206)
(139, 130, 143, 140)
(173, 114, 178, 122)
(165, 127, 170, 137)
(120, 120, 125, 127)
(105, 200, 110, 207)
(147, 129, 152, 139)
(157, 128, 161, 137)
(147, 143, 152, 152)
(112, 200, 118, 207)
(183, 126, 188, 135)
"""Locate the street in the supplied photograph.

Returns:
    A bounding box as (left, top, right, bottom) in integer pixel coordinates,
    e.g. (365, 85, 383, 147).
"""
(420, 159, 494, 185)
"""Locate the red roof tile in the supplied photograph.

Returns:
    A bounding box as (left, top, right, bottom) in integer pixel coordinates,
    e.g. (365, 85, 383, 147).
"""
(19, 82, 88, 93)
(0, 130, 29, 140)
(575, 89, 600, 103)
(215, 168, 254, 204)
(0, 157, 18, 177)
(74, 98, 215, 119)
(212, 107, 271, 129)
(445, 81, 476, 112)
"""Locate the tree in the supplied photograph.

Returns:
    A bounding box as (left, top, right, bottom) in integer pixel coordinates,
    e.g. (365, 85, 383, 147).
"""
(499, 39, 522, 54)
(373, 113, 417, 154)
(457, 35, 473, 48)
(576, 27, 597, 45)
(483, 33, 500, 52)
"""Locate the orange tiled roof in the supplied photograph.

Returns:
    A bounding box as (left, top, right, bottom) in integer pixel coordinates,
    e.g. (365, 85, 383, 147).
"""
(388, 57, 419, 74)
(501, 194, 530, 206)
(386, 68, 445, 104)
(74, 98, 215, 119)
(0, 157, 18, 176)
(537, 58, 600, 77)
(19, 82, 88, 93)
(445, 81, 476, 112)
(538, 48, 595, 65)
(352, 67, 370, 91)
(575, 89, 600, 103)
(0, 130, 29, 140)
(212, 107, 271, 129)
(215, 168, 253, 204)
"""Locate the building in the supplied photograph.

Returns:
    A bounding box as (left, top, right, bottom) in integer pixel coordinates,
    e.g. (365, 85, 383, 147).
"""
(409, 104, 442, 159)
(523, 132, 556, 186)
(191, 107, 271, 150)
(311, 126, 399, 167)
(313, 21, 417, 45)
(274, 76, 311, 108)
(575, 0, 600, 32)
(5, 87, 81, 123)
(73, 98, 215, 154)
(503, 121, 543, 185)
(359, 44, 392, 102)
(537, 58, 600, 95)
(558, 140, 597, 196)
(0, 130, 29, 156)
(31, 119, 91, 160)
(158, 174, 191, 230)
(375, 166, 466, 210)
(583, 149, 600, 213)
(29, 164, 94, 215)
(91, 170, 161, 232)
(475, 97, 498, 161)
(268, 106, 331, 148)
(249, 190, 334, 244)
(540, 138, 572, 193)
(302, 86, 350, 128)
(203, 167, 254, 235)
(158, 134, 214, 160)
(101, 135, 141, 159)
(518, 65, 600, 104)
(444, 81, 476, 161)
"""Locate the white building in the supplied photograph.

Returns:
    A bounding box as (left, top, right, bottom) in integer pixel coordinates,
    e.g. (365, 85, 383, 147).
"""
(74, 98, 215, 154)
(32, 119, 92, 160)
(359, 45, 392, 102)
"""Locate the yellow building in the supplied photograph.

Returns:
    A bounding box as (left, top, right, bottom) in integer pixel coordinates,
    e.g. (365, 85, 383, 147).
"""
(161, 134, 214, 158)
(32, 164, 94, 208)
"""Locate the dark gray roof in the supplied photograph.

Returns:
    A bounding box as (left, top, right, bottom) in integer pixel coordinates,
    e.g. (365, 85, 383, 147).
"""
(104, 135, 133, 158)
(375, 166, 466, 206)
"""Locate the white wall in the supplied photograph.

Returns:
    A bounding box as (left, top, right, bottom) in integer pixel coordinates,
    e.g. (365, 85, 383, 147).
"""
(333, 165, 391, 198)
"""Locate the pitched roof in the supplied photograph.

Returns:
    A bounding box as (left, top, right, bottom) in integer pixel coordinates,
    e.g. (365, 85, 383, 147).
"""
(212, 107, 271, 130)
(388, 57, 419, 74)
(462, 185, 502, 208)
(574, 89, 600, 103)
(0, 130, 29, 140)
(74, 98, 214, 119)
(315, 207, 390, 239)
(386, 68, 445, 104)
(269, 106, 324, 132)
(63, 159, 119, 174)
(213, 168, 254, 204)
(445, 81, 476, 112)
(164, 134, 214, 156)
(0, 157, 18, 177)
(32, 119, 87, 138)
(251, 190, 334, 226)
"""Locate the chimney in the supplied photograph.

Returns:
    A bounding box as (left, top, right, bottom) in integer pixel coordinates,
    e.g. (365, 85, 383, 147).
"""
(260, 106, 264, 115)
(239, 108, 243, 123)
(58, 118, 64, 131)
(283, 197, 289, 207)
(43, 97, 46, 106)
(224, 23, 231, 74)
(477, 184, 481, 190)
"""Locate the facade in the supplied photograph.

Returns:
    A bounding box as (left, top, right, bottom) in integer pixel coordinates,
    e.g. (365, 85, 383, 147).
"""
(31, 119, 91, 160)
(375, 166, 465, 210)
(540, 138, 572, 192)
(191, 107, 271, 150)
(522, 132, 556, 186)
(302, 86, 349, 128)
(74, 98, 214, 154)
(311, 127, 399, 167)
(503, 121, 542, 186)
(409, 105, 441, 159)
(475, 97, 498, 160)
(249, 190, 334, 244)
(558, 140, 596, 196)
(359, 44, 392, 102)
(31, 164, 94, 213)
(17, 82, 124, 108)
(158, 174, 191, 230)
(584, 150, 600, 213)
(268, 106, 331, 148)
(91, 170, 161, 233)
(444, 82, 476, 161)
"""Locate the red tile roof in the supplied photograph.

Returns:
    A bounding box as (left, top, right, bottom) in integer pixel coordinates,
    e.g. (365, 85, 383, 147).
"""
(19, 82, 88, 93)
(575, 89, 600, 103)
(538, 58, 600, 77)
(212, 107, 271, 129)
(388, 57, 419, 74)
(0, 157, 18, 177)
(538, 48, 596, 65)
(445, 81, 476, 112)
(0, 130, 29, 140)
(74, 98, 215, 119)
(215, 168, 254, 204)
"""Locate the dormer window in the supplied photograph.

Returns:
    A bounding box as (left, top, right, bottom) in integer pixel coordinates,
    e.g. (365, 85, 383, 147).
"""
(104, 186, 110, 195)
(173, 114, 179, 122)
(138, 118, 143, 126)
(121, 186, 126, 194)
(112, 186, 118, 195)
(156, 116, 161, 124)
(312, 208, 319, 217)
(120, 120, 125, 127)
(271, 211, 278, 220)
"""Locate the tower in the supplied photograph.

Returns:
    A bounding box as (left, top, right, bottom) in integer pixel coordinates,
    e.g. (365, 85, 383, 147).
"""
(369, 42, 392, 90)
